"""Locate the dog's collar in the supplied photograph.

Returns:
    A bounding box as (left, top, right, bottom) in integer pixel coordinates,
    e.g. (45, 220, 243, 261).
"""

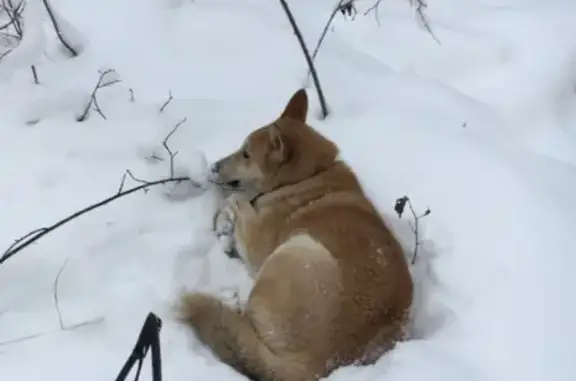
(250, 158, 342, 207)
(249, 192, 264, 206)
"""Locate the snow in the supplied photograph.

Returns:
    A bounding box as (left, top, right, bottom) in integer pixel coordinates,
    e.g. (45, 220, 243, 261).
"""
(1, 0, 576, 380)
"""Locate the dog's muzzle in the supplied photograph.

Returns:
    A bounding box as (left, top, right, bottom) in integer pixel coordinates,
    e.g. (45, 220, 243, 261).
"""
(209, 161, 241, 189)
(210, 161, 220, 175)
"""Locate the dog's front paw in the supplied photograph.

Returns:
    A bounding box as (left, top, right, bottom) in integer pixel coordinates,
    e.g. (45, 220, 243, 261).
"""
(214, 204, 235, 238)
(218, 234, 239, 258)
(225, 193, 257, 222)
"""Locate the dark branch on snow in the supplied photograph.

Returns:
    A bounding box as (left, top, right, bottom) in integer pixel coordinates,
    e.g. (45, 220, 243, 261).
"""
(278, 0, 329, 120)
(41, 0, 79, 57)
(394, 195, 431, 265)
(159, 90, 174, 113)
(0, 176, 195, 266)
(76, 68, 121, 122)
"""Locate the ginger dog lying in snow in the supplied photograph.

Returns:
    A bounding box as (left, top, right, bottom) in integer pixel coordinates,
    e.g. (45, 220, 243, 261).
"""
(178, 89, 413, 381)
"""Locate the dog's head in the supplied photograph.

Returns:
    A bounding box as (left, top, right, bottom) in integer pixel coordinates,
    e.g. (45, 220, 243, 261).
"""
(210, 89, 339, 195)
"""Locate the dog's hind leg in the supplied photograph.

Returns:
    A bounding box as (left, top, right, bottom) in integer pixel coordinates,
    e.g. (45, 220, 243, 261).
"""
(178, 292, 303, 381)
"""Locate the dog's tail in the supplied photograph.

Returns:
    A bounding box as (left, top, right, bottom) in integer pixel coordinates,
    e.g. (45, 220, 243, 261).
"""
(174, 292, 270, 381)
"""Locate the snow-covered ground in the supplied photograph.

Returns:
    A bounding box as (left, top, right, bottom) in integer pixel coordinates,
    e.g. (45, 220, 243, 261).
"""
(1, 0, 576, 380)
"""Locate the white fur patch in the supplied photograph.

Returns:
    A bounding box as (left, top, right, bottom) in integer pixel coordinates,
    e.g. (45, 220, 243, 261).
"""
(269, 233, 337, 272)
(238, 232, 336, 277)
(255, 233, 340, 299)
(273, 233, 328, 255)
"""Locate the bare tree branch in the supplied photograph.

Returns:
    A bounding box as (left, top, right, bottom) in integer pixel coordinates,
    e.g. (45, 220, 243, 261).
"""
(0, 176, 199, 266)
(3, 227, 46, 256)
(0, 48, 13, 60)
(278, 0, 329, 119)
(128, 117, 186, 186)
(41, 0, 79, 57)
(76, 68, 121, 122)
(306, 0, 358, 86)
(0, 0, 25, 63)
(310, 1, 347, 62)
(0, 1, 39, 81)
(3, 0, 24, 38)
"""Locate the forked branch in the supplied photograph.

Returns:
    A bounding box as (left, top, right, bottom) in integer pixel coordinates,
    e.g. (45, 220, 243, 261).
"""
(76, 68, 121, 122)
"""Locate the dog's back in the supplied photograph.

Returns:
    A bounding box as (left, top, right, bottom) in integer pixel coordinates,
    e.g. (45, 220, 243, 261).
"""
(242, 162, 413, 380)
(179, 89, 413, 381)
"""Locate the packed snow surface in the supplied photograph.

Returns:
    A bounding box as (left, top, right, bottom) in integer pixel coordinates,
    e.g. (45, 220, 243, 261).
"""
(1, 1, 576, 381)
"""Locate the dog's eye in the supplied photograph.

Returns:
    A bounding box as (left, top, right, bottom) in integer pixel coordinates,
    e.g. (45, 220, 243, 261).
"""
(242, 150, 250, 159)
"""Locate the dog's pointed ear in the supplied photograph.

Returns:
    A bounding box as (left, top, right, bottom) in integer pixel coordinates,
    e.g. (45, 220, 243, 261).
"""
(280, 89, 308, 122)
(269, 124, 287, 162)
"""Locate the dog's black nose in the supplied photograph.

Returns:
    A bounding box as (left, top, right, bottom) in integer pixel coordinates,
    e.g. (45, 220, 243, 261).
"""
(210, 161, 220, 174)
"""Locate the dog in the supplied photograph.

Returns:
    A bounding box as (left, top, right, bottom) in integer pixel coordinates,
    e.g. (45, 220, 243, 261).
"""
(177, 89, 413, 381)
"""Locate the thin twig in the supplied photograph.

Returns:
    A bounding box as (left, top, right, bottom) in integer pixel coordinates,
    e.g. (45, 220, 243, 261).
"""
(159, 90, 173, 113)
(0, 317, 103, 347)
(125, 117, 184, 187)
(363, 0, 383, 26)
(31, 65, 38, 84)
(41, 0, 79, 57)
(53, 258, 69, 329)
(163, 117, 186, 178)
(311, 1, 347, 61)
(125, 169, 150, 186)
(0, 14, 17, 32)
(4, 0, 24, 38)
(0, 176, 198, 266)
(306, 0, 357, 84)
(394, 196, 431, 265)
(2, 228, 47, 258)
(117, 172, 127, 194)
(278, 0, 329, 119)
(410, 0, 440, 44)
(406, 199, 430, 264)
(128, 114, 185, 183)
(77, 69, 121, 122)
(0, 48, 13, 61)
